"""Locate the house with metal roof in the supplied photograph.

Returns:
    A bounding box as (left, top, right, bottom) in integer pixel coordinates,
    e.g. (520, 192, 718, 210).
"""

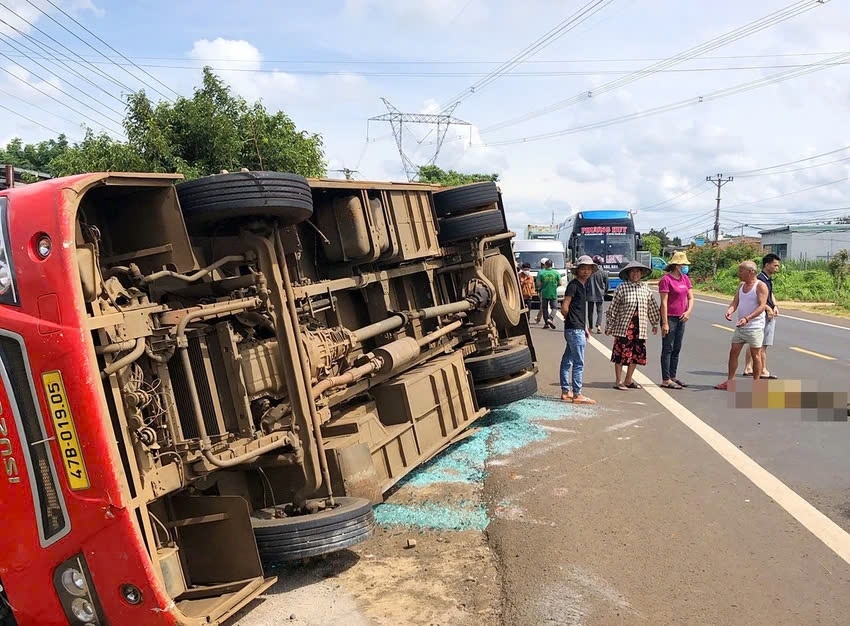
(759, 224, 850, 260)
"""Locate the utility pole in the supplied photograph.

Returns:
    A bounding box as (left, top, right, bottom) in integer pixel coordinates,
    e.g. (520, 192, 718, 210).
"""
(706, 173, 733, 275)
(706, 173, 733, 244)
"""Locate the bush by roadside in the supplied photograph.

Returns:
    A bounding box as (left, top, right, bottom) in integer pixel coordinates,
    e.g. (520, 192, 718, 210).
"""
(686, 243, 850, 310)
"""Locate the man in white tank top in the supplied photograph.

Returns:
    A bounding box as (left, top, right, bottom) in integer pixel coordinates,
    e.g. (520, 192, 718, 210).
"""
(714, 260, 769, 390)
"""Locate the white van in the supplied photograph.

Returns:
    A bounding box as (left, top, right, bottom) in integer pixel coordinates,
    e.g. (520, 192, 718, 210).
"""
(513, 239, 568, 302)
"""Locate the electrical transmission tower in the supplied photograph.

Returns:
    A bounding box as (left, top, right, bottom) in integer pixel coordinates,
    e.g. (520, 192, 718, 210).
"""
(331, 168, 359, 180)
(368, 98, 471, 181)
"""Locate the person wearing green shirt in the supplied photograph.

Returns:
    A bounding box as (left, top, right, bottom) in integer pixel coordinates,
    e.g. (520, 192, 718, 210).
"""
(535, 259, 561, 329)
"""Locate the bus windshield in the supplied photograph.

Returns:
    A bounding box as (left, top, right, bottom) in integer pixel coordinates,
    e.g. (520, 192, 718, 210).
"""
(515, 251, 566, 269)
(577, 233, 636, 266)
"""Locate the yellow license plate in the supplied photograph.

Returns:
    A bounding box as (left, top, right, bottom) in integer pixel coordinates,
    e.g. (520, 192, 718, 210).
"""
(42, 371, 90, 491)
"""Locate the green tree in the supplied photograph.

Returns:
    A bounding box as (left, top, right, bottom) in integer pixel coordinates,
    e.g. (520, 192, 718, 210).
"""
(0, 136, 70, 173)
(5, 68, 326, 180)
(641, 234, 661, 256)
(828, 249, 850, 292)
(646, 228, 672, 249)
(417, 164, 499, 186)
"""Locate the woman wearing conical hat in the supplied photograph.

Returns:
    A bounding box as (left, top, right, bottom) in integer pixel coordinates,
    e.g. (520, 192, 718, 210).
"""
(604, 259, 660, 390)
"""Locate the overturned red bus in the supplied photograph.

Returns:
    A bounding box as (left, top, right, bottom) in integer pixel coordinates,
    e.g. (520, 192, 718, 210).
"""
(0, 171, 536, 625)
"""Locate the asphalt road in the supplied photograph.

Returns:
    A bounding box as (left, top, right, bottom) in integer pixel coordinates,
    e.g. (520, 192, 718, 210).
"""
(485, 299, 850, 625)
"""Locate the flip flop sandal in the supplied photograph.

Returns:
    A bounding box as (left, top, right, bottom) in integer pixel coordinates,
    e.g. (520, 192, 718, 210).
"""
(673, 379, 688, 388)
(625, 382, 642, 389)
(714, 381, 728, 390)
(662, 382, 683, 390)
(764, 375, 779, 380)
(613, 383, 628, 390)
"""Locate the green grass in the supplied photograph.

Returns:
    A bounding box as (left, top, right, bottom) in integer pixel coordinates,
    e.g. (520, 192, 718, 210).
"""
(696, 264, 850, 310)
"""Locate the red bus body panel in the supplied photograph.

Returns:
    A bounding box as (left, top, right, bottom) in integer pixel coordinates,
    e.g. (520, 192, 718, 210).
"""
(0, 175, 185, 625)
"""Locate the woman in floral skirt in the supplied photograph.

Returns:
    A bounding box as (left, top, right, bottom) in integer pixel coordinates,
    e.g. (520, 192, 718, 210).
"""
(604, 260, 660, 390)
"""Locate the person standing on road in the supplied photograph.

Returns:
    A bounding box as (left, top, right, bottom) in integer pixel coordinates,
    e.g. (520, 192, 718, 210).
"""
(658, 251, 694, 389)
(534, 259, 547, 324)
(586, 255, 608, 334)
(743, 253, 781, 379)
(714, 261, 769, 390)
(559, 255, 597, 405)
(518, 262, 536, 319)
(535, 258, 560, 329)
(604, 260, 660, 390)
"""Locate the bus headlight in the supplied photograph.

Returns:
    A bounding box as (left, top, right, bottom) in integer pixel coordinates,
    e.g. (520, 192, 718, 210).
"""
(61, 568, 88, 597)
(53, 555, 104, 625)
(70, 598, 97, 623)
(0, 199, 19, 305)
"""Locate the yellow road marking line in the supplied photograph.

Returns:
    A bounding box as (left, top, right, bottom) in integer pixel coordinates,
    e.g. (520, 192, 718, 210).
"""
(712, 324, 734, 332)
(789, 346, 836, 361)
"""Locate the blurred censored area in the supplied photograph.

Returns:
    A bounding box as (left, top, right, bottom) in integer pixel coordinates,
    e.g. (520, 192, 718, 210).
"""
(726, 379, 849, 422)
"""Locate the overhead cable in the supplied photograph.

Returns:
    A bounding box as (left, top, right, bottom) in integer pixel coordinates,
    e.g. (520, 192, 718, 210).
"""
(482, 0, 833, 133)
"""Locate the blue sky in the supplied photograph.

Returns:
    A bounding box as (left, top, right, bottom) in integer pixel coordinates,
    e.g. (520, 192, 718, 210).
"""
(1, 0, 849, 241)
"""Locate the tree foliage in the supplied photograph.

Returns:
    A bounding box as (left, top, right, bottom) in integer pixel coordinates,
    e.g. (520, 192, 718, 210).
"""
(645, 228, 672, 249)
(686, 242, 762, 280)
(417, 164, 499, 186)
(828, 249, 850, 292)
(641, 234, 662, 257)
(1, 68, 326, 180)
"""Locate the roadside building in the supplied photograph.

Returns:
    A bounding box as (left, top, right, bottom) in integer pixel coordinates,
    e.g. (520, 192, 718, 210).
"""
(715, 235, 762, 250)
(759, 224, 850, 260)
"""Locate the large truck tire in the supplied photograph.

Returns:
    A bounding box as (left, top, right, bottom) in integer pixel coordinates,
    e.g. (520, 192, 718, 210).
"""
(252, 497, 375, 564)
(433, 181, 500, 217)
(438, 208, 505, 245)
(466, 343, 533, 383)
(177, 171, 314, 230)
(484, 254, 522, 328)
(474, 370, 537, 408)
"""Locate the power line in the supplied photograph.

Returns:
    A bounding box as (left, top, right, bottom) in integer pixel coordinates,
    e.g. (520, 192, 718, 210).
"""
(0, 31, 125, 117)
(730, 145, 850, 177)
(4, 57, 848, 77)
(481, 0, 833, 134)
(0, 51, 124, 133)
(437, 0, 615, 112)
(0, 50, 841, 65)
(0, 16, 126, 107)
(0, 98, 66, 135)
(0, 1, 134, 94)
(0, 84, 84, 130)
(721, 175, 849, 213)
(637, 182, 710, 211)
(481, 50, 850, 146)
(24, 0, 178, 101)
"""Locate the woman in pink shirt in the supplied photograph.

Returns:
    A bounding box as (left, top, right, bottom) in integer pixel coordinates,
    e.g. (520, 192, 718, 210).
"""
(658, 251, 694, 389)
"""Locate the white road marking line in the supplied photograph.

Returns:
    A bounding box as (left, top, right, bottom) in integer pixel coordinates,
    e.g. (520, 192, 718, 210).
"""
(540, 425, 578, 434)
(712, 323, 734, 332)
(789, 346, 837, 361)
(693, 297, 850, 331)
(604, 418, 644, 432)
(587, 333, 850, 567)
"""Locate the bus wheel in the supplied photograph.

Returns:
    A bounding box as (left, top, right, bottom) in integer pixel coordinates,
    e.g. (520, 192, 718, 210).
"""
(176, 171, 314, 232)
(433, 181, 500, 217)
(474, 370, 537, 408)
(484, 254, 522, 327)
(465, 342, 533, 383)
(252, 497, 375, 565)
(438, 208, 506, 245)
